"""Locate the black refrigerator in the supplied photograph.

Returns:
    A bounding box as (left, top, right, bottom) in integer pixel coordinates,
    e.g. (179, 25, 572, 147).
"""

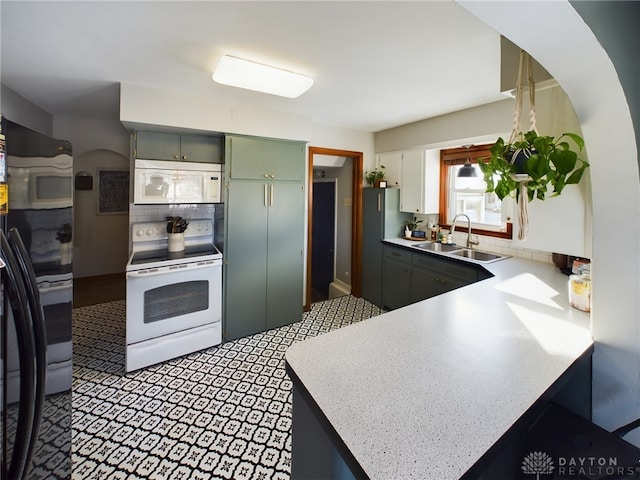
(1, 116, 73, 479)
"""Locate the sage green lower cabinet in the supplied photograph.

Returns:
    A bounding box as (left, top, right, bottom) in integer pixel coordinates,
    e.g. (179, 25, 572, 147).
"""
(382, 246, 412, 310)
(411, 264, 466, 303)
(382, 245, 484, 310)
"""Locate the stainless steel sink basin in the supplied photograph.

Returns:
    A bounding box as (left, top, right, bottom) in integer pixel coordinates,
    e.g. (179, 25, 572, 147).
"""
(415, 242, 461, 253)
(448, 249, 507, 263)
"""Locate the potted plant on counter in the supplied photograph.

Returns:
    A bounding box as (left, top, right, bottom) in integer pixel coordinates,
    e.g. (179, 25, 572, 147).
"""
(166, 216, 189, 252)
(405, 217, 424, 238)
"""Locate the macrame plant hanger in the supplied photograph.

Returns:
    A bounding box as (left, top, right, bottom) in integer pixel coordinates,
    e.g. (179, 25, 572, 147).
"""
(509, 50, 537, 241)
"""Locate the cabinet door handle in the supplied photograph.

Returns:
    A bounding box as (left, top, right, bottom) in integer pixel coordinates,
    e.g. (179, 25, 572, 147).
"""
(173, 155, 179, 160)
(377, 193, 381, 212)
(270, 184, 274, 207)
(182, 155, 187, 160)
(264, 184, 268, 206)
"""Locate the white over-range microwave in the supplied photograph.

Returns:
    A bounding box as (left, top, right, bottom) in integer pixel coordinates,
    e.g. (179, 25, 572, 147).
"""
(133, 159, 223, 204)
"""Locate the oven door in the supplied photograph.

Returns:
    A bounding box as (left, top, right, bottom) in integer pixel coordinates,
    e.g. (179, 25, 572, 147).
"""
(126, 260, 222, 345)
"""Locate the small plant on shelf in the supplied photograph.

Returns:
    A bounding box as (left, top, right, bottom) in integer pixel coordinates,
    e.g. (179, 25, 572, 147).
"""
(365, 165, 386, 187)
(166, 216, 189, 234)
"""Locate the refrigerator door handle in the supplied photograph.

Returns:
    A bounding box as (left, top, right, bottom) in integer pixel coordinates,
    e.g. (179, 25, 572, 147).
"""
(1, 230, 37, 480)
(8, 228, 48, 464)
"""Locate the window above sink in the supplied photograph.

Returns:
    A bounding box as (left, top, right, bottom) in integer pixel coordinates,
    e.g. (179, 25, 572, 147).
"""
(439, 144, 514, 240)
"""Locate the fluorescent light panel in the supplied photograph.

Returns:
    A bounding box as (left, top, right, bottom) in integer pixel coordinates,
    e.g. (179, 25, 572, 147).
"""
(212, 55, 313, 98)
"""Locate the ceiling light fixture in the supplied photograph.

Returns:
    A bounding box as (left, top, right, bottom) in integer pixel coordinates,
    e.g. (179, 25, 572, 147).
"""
(212, 55, 313, 98)
(457, 145, 478, 178)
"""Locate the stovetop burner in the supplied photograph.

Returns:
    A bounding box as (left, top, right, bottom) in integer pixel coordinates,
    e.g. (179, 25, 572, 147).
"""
(129, 244, 219, 266)
(126, 219, 222, 271)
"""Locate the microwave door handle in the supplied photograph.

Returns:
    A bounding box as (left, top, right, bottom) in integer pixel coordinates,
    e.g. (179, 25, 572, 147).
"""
(8, 228, 47, 456)
(1, 231, 37, 480)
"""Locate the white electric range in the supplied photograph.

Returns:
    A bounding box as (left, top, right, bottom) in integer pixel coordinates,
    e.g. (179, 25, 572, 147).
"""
(125, 219, 222, 372)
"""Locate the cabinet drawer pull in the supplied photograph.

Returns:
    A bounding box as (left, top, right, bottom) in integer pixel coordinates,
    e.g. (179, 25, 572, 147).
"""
(173, 155, 179, 160)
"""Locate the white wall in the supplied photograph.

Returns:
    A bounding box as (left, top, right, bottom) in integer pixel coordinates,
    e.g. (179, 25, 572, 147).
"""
(53, 113, 131, 277)
(460, 0, 640, 447)
(120, 83, 376, 170)
(1, 84, 52, 135)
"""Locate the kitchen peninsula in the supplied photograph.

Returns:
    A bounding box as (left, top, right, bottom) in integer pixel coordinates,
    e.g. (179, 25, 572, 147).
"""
(285, 238, 593, 479)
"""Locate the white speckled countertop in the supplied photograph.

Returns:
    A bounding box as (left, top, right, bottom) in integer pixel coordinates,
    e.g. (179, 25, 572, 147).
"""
(285, 238, 592, 479)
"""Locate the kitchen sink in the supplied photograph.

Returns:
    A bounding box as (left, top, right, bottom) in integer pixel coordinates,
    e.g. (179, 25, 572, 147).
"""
(415, 242, 461, 253)
(448, 249, 507, 263)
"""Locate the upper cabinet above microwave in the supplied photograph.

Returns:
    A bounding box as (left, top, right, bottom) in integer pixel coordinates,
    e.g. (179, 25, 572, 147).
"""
(134, 131, 223, 164)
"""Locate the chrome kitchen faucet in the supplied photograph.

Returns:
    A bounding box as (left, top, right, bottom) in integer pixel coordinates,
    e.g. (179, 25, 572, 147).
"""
(450, 213, 480, 249)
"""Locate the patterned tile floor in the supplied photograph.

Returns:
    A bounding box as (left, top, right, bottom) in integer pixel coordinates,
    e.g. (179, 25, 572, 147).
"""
(72, 296, 382, 479)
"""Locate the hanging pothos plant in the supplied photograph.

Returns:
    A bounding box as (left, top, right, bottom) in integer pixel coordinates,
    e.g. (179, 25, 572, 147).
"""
(477, 49, 590, 240)
(479, 129, 589, 202)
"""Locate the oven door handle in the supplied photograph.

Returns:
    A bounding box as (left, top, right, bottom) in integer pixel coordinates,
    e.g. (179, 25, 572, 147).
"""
(126, 261, 221, 278)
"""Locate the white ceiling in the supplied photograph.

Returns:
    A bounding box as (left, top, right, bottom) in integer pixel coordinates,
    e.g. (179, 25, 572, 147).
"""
(0, 1, 508, 133)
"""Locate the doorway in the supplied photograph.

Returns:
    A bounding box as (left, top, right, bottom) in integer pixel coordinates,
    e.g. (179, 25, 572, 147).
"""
(306, 147, 364, 310)
(311, 180, 336, 302)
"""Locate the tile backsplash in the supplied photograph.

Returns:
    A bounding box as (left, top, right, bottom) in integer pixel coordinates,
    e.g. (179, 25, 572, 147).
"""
(128, 203, 223, 252)
(449, 231, 553, 264)
(416, 213, 554, 264)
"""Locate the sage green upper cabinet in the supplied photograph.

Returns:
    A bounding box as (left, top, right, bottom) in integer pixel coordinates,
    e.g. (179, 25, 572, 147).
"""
(180, 134, 222, 163)
(135, 130, 222, 163)
(226, 135, 305, 181)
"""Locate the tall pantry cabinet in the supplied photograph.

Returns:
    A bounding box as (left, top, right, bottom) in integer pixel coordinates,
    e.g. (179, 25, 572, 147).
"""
(361, 188, 411, 307)
(224, 135, 306, 341)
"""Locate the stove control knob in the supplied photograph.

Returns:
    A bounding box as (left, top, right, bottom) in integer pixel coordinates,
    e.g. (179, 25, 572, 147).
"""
(136, 229, 145, 237)
(146, 228, 154, 236)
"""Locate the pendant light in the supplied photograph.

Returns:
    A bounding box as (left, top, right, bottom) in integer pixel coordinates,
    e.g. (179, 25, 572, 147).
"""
(457, 145, 477, 178)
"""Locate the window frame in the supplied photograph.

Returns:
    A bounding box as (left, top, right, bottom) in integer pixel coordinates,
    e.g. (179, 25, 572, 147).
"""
(439, 144, 513, 239)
